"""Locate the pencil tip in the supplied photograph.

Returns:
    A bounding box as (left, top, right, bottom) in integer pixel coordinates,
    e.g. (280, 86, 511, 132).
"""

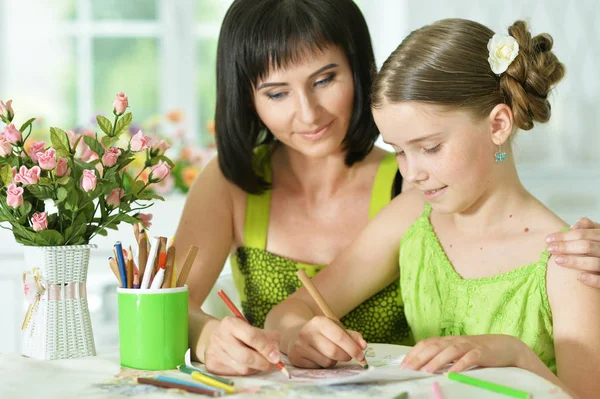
(363, 364, 369, 369)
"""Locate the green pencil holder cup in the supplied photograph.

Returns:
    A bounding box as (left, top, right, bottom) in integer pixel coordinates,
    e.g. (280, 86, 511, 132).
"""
(117, 286, 188, 370)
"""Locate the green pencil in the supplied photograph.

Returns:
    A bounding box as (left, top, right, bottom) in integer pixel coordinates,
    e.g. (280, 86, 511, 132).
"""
(392, 392, 409, 399)
(447, 372, 531, 399)
(178, 365, 234, 386)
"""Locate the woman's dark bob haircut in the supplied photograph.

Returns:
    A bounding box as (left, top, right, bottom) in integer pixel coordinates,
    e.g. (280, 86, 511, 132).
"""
(215, 0, 379, 194)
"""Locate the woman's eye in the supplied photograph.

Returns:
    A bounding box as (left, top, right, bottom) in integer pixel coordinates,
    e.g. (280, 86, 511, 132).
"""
(266, 92, 286, 100)
(314, 74, 334, 87)
(424, 144, 441, 154)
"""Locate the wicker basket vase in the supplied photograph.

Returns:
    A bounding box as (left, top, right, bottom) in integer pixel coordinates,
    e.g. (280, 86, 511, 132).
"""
(21, 245, 97, 360)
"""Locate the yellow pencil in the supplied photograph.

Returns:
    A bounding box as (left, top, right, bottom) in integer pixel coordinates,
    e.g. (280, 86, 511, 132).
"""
(187, 369, 236, 394)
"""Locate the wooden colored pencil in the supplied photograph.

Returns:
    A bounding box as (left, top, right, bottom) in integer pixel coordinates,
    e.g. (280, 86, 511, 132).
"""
(217, 289, 291, 379)
(176, 366, 236, 394)
(151, 236, 167, 281)
(447, 372, 531, 399)
(125, 246, 133, 289)
(137, 230, 147, 279)
(108, 257, 122, 286)
(295, 269, 369, 368)
(176, 245, 199, 287)
(162, 238, 176, 289)
(137, 377, 221, 397)
(178, 364, 234, 386)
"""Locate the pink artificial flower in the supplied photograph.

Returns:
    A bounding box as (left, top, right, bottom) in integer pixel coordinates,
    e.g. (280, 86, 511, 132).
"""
(31, 212, 48, 232)
(130, 130, 151, 152)
(81, 169, 97, 192)
(14, 165, 41, 186)
(137, 213, 153, 229)
(55, 158, 71, 177)
(152, 139, 170, 155)
(77, 131, 98, 162)
(113, 92, 129, 115)
(0, 134, 12, 157)
(102, 147, 121, 167)
(66, 130, 77, 147)
(106, 188, 124, 208)
(3, 124, 21, 144)
(36, 148, 57, 170)
(0, 99, 14, 120)
(28, 141, 46, 162)
(150, 161, 171, 182)
(153, 174, 175, 195)
(6, 183, 24, 208)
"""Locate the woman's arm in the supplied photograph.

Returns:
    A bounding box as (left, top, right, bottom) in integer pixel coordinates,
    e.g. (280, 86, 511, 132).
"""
(546, 217, 600, 287)
(264, 189, 424, 367)
(175, 158, 280, 375)
(547, 253, 600, 398)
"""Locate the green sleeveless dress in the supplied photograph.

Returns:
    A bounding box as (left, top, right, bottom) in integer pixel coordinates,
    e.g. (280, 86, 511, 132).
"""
(231, 146, 413, 345)
(399, 204, 556, 372)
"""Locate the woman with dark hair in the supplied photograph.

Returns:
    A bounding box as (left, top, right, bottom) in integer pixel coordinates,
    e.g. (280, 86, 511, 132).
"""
(175, 0, 600, 377)
(176, 0, 410, 376)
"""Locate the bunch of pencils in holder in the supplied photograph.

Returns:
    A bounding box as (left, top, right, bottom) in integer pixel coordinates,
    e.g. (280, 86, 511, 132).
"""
(108, 223, 198, 289)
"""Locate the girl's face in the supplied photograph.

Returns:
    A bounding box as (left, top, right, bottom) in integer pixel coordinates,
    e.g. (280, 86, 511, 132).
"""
(373, 102, 498, 214)
(253, 46, 355, 159)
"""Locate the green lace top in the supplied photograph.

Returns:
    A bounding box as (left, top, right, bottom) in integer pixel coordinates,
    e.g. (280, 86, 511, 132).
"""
(231, 146, 413, 345)
(399, 204, 556, 372)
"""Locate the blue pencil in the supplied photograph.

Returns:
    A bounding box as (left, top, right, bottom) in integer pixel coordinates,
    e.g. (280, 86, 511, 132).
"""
(115, 241, 127, 288)
(156, 376, 226, 395)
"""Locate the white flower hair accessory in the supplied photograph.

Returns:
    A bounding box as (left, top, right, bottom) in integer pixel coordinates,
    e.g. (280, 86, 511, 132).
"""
(487, 33, 520, 75)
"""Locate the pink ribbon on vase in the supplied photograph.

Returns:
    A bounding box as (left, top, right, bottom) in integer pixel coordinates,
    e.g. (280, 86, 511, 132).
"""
(22, 268, 88, 330)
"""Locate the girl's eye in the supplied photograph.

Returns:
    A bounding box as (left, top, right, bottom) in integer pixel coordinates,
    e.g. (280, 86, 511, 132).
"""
(424, 144, 441, 154)
(314, 74, 335, 87)
(266, 92, 287, 100)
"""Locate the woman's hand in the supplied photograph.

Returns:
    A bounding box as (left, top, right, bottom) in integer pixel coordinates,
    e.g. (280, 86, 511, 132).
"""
(546, 217, 600, 287)
(287, 316, 367, 369)
(400, 335, 530, 373)
(204, 316, 282, 375)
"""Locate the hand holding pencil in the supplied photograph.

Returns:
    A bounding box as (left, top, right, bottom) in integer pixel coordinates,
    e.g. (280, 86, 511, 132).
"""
(199, 290, 288, 377)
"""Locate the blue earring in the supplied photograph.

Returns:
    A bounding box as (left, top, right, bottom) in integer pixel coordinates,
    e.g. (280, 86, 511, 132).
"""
(495, 143, 506, 162)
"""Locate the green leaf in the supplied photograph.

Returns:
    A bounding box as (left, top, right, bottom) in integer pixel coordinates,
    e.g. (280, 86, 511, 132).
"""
(19, 118, 36, 135)
(96, 116, 113, 136)
(56, 176, 71, 185)
(137, 193, 165, 201)
(37, 229, 65, 246)
(83, 135, 105, 158)
(0, 165, 12, 187)
(101, 136, 120, 149)
(65, 189, 80, 211)
(38, 177, 53, 186)
(114, 112, 132, 136)
(50, 127, 71, 158)
(156, 155, 175, 168)
(20, 201, 32, 218)
(116, 213, 142, 224)
(56, 187, 68, 204)
(72, 135, 83, 155)
(26, 185, 53, 201)
(96, 228, 108, 237)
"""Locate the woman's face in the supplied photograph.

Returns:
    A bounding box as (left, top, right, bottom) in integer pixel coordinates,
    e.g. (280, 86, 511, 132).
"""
(253, 46, 355, 159)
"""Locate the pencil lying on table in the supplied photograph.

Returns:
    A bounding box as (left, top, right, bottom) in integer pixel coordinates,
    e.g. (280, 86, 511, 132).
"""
(217, 289, 291, 379)
(295, 269, 369, 369)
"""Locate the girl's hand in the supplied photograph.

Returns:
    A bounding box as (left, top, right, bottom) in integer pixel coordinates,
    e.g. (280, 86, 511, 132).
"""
(546, 217, 600, 287)
(401, 334, 529, 373)
(204, 316, 281, 375)
(287, 315, 367, 369)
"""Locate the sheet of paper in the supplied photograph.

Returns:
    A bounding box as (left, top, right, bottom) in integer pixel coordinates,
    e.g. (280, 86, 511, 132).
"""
(248, 343, 432, 386)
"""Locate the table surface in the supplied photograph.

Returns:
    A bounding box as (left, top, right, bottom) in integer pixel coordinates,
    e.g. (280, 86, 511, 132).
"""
(0, 346, 571, 399)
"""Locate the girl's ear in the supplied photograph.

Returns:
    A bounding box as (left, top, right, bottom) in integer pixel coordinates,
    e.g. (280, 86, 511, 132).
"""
(489, 103, 514, 146)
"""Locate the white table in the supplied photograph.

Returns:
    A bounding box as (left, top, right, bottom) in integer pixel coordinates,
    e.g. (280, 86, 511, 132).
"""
(0, 348, 570, 399)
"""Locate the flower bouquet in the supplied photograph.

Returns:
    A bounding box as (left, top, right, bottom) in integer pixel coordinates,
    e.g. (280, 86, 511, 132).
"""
(0, 93, 173, 360)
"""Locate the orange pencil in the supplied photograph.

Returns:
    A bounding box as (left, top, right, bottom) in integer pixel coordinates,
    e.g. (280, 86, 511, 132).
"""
(217, 289, 291, 379)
